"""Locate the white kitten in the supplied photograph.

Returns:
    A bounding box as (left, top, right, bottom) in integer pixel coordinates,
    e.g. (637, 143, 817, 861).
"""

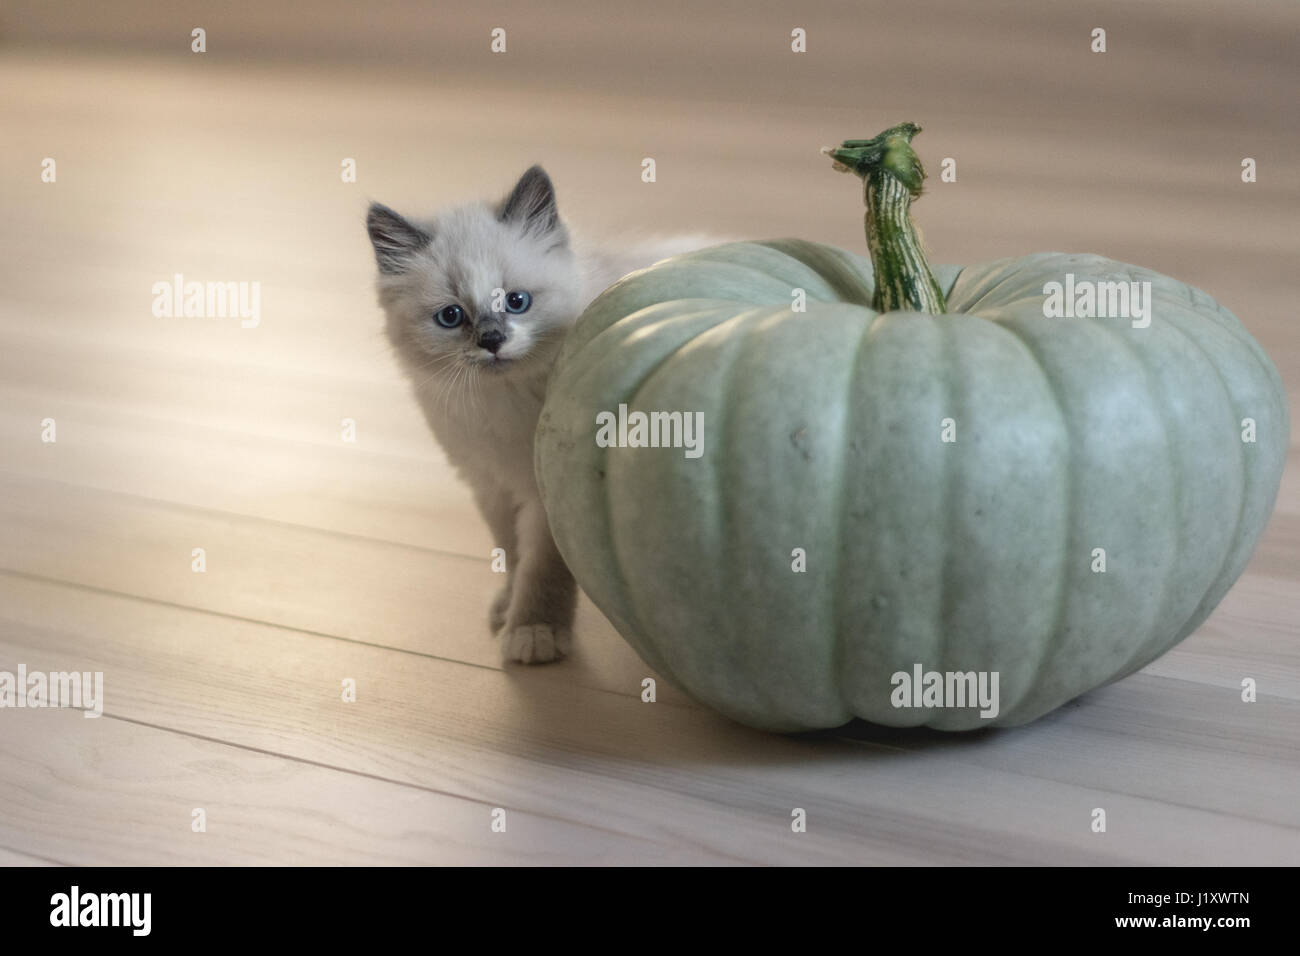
(367, 166, 710, 664)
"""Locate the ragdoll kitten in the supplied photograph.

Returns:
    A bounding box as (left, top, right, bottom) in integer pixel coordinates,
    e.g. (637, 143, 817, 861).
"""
(367, 166, 708, 664)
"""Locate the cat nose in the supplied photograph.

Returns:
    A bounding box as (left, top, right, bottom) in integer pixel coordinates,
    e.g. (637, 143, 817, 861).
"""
(477, 329, 507, 353)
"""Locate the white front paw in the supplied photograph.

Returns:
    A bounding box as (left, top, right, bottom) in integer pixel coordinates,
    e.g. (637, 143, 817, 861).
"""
(501, 624, 572, 664)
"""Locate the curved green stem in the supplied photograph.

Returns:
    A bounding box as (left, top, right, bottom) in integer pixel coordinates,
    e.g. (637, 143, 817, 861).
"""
(824, 123, 947, 314)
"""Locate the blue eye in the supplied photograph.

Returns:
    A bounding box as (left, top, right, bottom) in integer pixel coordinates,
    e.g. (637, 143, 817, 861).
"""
(504, 290, 532, 314)
(435, 304, 465, 328)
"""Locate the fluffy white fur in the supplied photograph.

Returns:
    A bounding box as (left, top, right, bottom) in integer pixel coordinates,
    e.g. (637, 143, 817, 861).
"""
(368, 167, 711, 663)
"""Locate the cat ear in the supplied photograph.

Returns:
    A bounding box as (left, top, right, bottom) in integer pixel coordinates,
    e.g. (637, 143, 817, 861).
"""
(366, 203, 432, 275)
(497, 165, 561, 236)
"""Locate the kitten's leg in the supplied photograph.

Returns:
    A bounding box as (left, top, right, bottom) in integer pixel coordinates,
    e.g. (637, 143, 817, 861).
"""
(473, 485, 518, 634)
(489, 582, 512, 635)
(501, 496, 577, 664)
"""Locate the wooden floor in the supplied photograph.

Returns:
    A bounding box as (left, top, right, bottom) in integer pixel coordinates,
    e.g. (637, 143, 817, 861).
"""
(2, 1, 1299, 865)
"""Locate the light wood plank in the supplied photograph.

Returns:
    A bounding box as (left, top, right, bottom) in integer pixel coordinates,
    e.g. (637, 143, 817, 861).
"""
(0, 709, 730, 865)
(0, 846, 61, 866)
(0, 469, 682, 703)
(0, 379, 489, 557)
(2, 573, 1296, 864)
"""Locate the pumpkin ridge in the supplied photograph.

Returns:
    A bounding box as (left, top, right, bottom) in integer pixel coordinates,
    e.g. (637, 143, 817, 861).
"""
(708, 308, 774, 719)
(618, 306, 770, 711)
(944, 254, 1047, 313)
(831, 314, 876, 726)
(989, 315, 1075, 721)
(1118, 303, 1253, 673)
(729, 307, 856, 725)
(1087, 316, 1186, 678)
(1221, 303, 1289, 405)
(752, 238, 876, 307)
(568, 299, 740, 378)
(1155, 306, 1250, 509)
(646, 254, 843, 307)
(580, 303, 746, 688)
(548, 400, 673, 677)
(570, 260, 804, 354)
(1149, 282, 1257, 356)
(932, 316, 960, 722)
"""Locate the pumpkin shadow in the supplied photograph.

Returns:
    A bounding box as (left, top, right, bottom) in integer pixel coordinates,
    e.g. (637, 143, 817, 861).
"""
(492, 606, 1043, 765)
(799, 719, 1001, 749)
(498, 646, 1022, 771)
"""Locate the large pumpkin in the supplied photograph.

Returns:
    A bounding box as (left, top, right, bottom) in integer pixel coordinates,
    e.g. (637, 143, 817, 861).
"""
(535, 124, 1288, 732)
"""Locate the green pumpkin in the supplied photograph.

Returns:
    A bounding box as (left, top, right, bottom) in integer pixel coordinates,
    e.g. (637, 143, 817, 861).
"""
(535, 124, 1288, 732)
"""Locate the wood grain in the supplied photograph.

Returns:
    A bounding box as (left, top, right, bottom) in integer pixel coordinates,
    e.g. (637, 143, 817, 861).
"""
(3, 574, 1297, 864)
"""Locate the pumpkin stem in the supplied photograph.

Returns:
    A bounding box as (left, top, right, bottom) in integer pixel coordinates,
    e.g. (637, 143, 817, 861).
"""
(822, 123, 948, 314)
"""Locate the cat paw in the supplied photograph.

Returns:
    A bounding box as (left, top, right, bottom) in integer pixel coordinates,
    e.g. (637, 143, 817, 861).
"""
(501, 624, 572, 664)
(489, 586, 511, 634)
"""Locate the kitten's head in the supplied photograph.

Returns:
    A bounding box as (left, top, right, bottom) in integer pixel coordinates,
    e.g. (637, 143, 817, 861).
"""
(367, 166, 581, 382)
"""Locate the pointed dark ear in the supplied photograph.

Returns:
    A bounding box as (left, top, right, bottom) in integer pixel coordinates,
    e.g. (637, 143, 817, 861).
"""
(366, 203, 432, 275)
(497, 165, 561, 235)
